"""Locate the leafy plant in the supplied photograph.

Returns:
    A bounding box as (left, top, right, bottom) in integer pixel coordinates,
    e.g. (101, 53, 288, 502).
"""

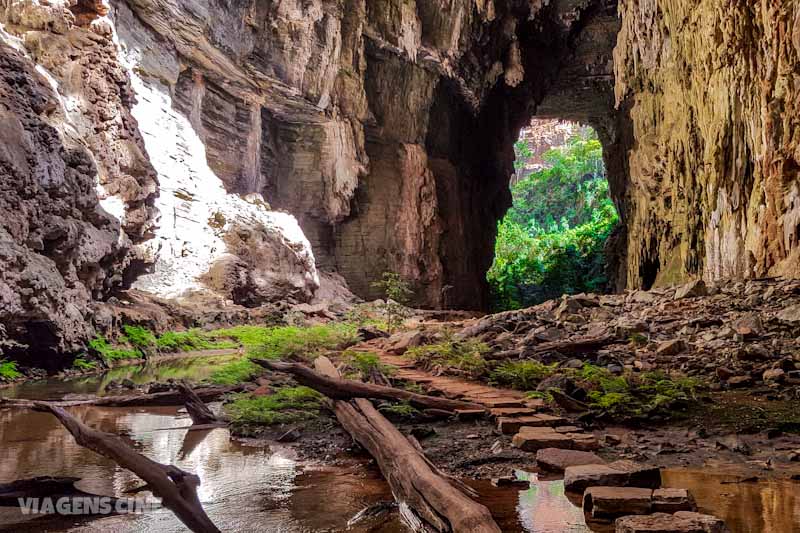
(342, 350, 394, 381)
(122, 326, 157, 353)
(88, 336, 140, 363)
(224, 387, 323, 425)
(371, 272, 413, 333)
(490, 360, 557, 390)
(0, 359, 22, 380)
(378, 400, 420, 419)
(208, 359, 261, 385)
(72, 356, 98, 371)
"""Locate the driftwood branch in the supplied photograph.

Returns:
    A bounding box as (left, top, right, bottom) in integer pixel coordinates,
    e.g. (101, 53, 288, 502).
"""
(0, 385, 242, 409)
(310, 357, 501, 533)
(33, 402, 220, 533)
(253, 359, 485, 413)
(177, 381, 224, 425)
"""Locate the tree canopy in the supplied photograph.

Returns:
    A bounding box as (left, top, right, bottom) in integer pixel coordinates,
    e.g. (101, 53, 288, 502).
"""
(488, 128, 618, 310)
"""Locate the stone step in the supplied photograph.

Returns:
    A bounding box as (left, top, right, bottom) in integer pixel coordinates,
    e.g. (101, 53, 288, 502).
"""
(535, 448, 606, 472)
(564, 460, 661, 493)
(616, 511, 728, 533)
(584, 487, 653, 518)
(511, 427, 575, 451)
(481, 399, 527, 408)
(489, 407, 541, 418)
(497, 414, 567, 434)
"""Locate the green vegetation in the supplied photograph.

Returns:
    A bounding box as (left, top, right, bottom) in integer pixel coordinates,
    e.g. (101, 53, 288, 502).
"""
(489, 129, 619, 310)
(490, 360, 557, 390)
(122, 325, 157, 353)
(371, 271, 413, 333)
(342, 350, 395, 381)
(0, 359, 22, 380)
(224, 386, 323, 426)
(71, 356, 98, 371)
(208, 359, 261, 385)
(405, 338, 489, 378)
(247, 324, 359, 361)
(378, 400, 419, 419)
(156, 329, 236, 352)
(88, 336, 140, 363)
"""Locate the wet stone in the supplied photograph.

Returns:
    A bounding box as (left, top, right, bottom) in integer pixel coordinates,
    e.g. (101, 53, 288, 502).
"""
(615, 511, 730, 533)
(652, 488, 695, 513)
(535, 448, 605, 472)
(583, 486, 652, 518)
(564, 461, 661, 492)
(512, 427, 573, 452)
(497, 414, 565, 435)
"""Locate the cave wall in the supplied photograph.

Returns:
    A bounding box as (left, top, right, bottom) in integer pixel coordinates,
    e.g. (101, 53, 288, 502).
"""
(614, 0, 800, 288)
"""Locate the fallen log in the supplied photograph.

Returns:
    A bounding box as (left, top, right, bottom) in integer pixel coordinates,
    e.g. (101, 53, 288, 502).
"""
(253, 359, 485, 413)
(177, 381, 224, 425)
(311, 356, 501, 533)
(32, 402, 220, 533)
(0, 384, 242, 409)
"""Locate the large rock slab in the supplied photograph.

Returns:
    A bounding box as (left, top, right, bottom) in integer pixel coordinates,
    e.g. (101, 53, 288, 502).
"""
(615, 511, 730, 533)
(497, 414, 566, 434)
(512, 427, 574, 452)
(535, 448, 605, 472)
(652, 488, 695, 513)
(584, 487, 653, 518)
(564, 461, 661, 492)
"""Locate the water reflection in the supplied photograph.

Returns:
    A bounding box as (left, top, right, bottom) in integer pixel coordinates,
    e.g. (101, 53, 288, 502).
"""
(663, 468, 800, 533)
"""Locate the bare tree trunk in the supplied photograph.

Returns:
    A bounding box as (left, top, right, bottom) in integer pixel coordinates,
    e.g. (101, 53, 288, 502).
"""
(309, 357, 501, 533)
(177, 381, 224, 425)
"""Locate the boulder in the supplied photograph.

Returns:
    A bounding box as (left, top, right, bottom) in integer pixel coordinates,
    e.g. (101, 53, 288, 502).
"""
(615, 511, 730, 533)
(583, 487, 653, 518)
(776, 304, 800, 324)
(535, 448, 605, 472)
(674, 280, 708, 299)
(656, 339, 687, 356)
(762, 368, 785, 383)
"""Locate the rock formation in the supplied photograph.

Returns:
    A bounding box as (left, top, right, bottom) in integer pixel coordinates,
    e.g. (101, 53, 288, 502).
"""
(2, 0, 800, 359)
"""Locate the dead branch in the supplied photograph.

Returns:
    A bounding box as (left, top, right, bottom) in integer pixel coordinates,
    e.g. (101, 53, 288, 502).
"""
(33, 402, 220, 533)
(177, 381, 224, 425)
(0, 385, 242, 409)
(253, 359, 485, 413)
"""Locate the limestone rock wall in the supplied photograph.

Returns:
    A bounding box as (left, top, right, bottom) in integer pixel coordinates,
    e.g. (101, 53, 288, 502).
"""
(614, 0, 800, 288)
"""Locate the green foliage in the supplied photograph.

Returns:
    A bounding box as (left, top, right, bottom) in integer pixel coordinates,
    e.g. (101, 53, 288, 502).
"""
(88, 336, 140, 363)
(0, 359, 22, 380)
(405, 339, 489, 378)
(489, 129, 619, 310)
(209, 324, 357, 360)
(121, 325, 157, 352)
(572, 364, 701, 418)
(371, 272, 413, 333)
(224, 387, 323, 425)
(378, 400, 420, 419)
(72, 356, 98, 371)
(156, 330, 236, 352)
(490, 360, 557, 390)
(342, 350, 395, 381)
(208, 359, 261, 385)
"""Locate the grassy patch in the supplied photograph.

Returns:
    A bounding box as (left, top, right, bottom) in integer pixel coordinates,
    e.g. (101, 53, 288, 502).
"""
(208, 359, 261, 385)
(378, 400, 419, 419)
(405, 339, 489, 378)
(89, 336, 140, 363)
(490, 360, 557, 390)
(0, 359, 22, 380)
(224, 386, 323, 426)
(223, 324, 359, 360)
(155, 330, 236, 352)
(122, 325, 157, 353)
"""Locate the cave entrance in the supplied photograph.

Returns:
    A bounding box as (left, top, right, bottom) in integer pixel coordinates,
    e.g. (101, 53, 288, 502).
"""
(486, 120, 619, 311)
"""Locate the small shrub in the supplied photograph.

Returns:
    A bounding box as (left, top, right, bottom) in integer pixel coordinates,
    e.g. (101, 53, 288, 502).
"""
(629, 333, 648, 346)
(405, 339, 489, 378)
(378, 401, 419, 419)
(0, 359, 22, 380)
(342, 350, 394, 381)
(371, 272, 413, 333)
(490, 360, 557, 390)
(224, 386, 323, 425)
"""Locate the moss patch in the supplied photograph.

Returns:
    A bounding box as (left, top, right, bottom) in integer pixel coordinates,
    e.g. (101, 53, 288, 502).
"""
(405, 339, 489, 378)
(208, 359, 261, 385)
(490, 360, 557, 390)
(224, 386, 323, 426)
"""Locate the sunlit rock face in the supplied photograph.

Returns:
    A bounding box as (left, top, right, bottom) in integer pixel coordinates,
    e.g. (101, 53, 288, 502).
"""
(113, 4, 319, 305)
(614, 0, 800, 289)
